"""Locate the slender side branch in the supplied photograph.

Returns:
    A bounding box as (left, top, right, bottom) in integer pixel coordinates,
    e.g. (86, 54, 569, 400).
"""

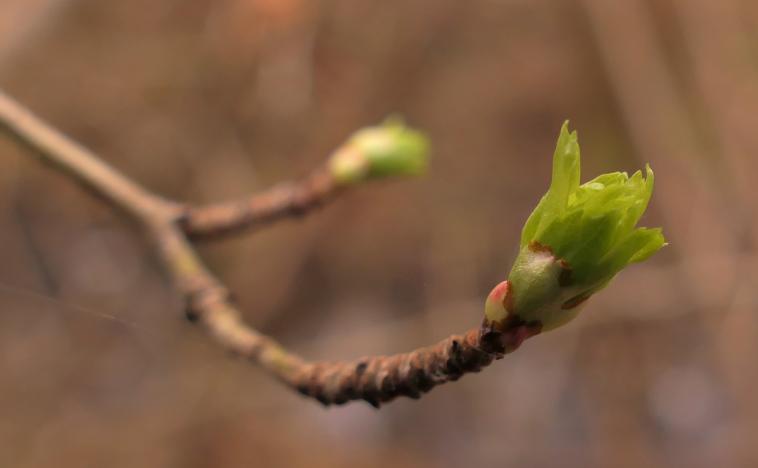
(1, 88, 540, 407)
(0, 89, 349, 237)
(180, 168, 341, 238)
(179, 115, 430, 238)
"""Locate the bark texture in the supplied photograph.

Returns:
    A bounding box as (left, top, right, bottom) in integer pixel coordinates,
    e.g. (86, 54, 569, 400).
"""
(292, 320, 541, 407)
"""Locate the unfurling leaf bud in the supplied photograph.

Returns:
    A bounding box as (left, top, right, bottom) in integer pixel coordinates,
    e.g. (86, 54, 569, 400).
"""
(485, 121, 666, 332)
(328, 118, 430, 185)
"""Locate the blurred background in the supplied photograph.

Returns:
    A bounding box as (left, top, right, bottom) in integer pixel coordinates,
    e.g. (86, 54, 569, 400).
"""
(1, 0, 757, 467)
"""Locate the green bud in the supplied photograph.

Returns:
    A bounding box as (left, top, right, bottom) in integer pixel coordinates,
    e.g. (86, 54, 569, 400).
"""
(486, 121, 666, 331)
(329, 118, 430, 185)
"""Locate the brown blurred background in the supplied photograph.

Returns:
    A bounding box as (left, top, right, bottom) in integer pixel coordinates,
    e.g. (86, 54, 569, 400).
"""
(1, 0, 757, 467)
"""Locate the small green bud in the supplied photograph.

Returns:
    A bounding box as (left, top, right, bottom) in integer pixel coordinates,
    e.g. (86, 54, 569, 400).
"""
(329, 118, 430, 185)
(486, 121, 666, 331)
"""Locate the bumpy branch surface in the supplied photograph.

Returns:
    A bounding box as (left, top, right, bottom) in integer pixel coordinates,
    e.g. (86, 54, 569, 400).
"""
(292, 321, 539, 407)
(0, 89, 537, 407)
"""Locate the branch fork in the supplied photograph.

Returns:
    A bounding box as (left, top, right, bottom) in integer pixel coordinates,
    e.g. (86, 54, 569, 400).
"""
(0, 90, 536, 407)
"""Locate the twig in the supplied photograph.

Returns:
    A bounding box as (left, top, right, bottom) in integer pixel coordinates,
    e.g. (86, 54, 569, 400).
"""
(0, 92, 179, 222)
(0, 88, 536, 407)
(180, 168, 340, 238)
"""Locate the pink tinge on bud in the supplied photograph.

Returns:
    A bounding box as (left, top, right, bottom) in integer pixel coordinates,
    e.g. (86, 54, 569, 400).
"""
(485, 280, 514, 324)
(487, 280, 510, 305)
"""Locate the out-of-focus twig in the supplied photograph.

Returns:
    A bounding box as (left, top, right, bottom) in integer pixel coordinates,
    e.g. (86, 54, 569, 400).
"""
(0, 89, 533, 407)
(0, 92, 180, 222)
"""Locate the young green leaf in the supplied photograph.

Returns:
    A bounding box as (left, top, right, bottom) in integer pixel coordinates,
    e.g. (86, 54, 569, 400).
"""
(486, 121, 666, 332)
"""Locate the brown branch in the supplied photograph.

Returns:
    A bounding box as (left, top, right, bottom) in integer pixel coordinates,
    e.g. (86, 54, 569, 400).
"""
(0, 92, 180, 222)
(180, 167, 341, 238)
(0, 88, 537, 407)
(292, 320, 539, 407)
(154, 221, 537, 407)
